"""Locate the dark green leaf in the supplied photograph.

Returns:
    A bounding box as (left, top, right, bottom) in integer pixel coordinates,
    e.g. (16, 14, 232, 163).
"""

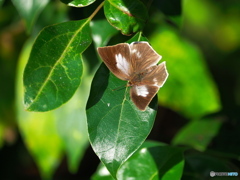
(23, 19, 92, 112)
(91, 19, 118, 48)
(60, 0, 95, 7)
(104, 0, 148, 35)
(92, 141, 185, 180)
(11, 0, 50, 33)
(87, 63, 157, 178)
(153, 0, 181, 16)
(150, 26, 221, 118)
(118, 144, 185, 180)
(172, 118, 223, 151)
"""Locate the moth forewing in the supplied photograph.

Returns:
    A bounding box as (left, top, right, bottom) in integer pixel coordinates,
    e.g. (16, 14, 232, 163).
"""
(97, 43, 131, 81)
(129, 42, 162, 72)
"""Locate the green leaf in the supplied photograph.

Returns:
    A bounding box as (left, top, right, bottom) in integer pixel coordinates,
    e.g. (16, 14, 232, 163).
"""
(91, 19, 118, 48)
(104, 0, 149, 35)
(150, 26, 221, 118)
(126, 32, 148, 43)
(86, 63, 157, 178)
(11, 0, 49, 33)
(92, 141, 185, 180)
(55, 65, 91, 173)
(172, 118, 223, 151)
(60, 0, 95, 7)
(23, 19, 92, 112)
(16, 40, 63, 179)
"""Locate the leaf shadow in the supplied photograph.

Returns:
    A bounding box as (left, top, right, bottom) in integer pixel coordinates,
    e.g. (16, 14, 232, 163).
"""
(148, 146, 184, 179)
(86, 63, 109, 110)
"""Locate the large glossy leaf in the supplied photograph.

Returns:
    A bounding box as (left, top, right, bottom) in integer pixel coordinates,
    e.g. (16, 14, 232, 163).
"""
(55, 65, 91, 173)
(86, 63, 157, 178)
(104, 0, 149, 35)
(60, 0, 95, 7)
(172, 118, 222, 151)
(92, 141, 185, 180)
(91, 19, 118, 48)
(150, 26, 221, 118)
(16, 40, 63, 179)
(11, 0, 49, 33)
(24, 19, 92, 112)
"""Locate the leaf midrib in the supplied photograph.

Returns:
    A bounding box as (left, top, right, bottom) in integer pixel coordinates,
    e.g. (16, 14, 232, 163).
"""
(27, 19, 90, 109)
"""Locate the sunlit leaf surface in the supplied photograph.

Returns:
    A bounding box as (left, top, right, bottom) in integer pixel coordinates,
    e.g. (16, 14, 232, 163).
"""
(23, 19, 92, 112)
(60, 0, 95, 7)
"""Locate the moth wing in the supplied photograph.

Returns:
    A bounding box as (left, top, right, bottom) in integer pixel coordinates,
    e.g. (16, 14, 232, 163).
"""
(97, 43, 133, 81)
(130, 62, 168, 111)
(130, 85, 159, 111)
(141, 62, 168, 88)
(129, 42, 162, 72)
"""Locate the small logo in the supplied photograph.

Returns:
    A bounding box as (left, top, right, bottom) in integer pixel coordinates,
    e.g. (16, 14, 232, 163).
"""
(210, 171, 215, 177)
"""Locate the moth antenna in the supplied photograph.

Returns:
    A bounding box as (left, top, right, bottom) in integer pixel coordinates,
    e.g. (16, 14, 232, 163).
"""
(112, 84, 127, 91)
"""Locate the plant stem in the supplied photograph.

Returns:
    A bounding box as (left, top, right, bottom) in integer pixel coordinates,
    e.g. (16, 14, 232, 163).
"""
(137, 31, 142, 41)
(89, 1, 105, 20)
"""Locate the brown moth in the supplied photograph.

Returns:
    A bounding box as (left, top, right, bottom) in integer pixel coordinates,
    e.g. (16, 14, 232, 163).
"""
(97, 41, 168, 111)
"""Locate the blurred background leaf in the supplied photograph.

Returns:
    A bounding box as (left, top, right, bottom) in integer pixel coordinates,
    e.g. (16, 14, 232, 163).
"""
(11, 0, 50, 33)
(55, 62, 91, 173)
(90, 19, 118, 48)
(172, 118, 223, 151)
(16, 39, 64, 179)
(0, 0, 4, 7)
(150, 25, 221, 118)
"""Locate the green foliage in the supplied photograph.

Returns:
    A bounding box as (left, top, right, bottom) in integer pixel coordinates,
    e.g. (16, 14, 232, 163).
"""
(150, 25, 221, 118)
(0, 0, 239, 179)
(11, 0, 50, 33)
(92, 141, 185, 180)
(103, 0, 148, 35)
(23, 19, 92, 112)
(172, 118, 222, 151)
